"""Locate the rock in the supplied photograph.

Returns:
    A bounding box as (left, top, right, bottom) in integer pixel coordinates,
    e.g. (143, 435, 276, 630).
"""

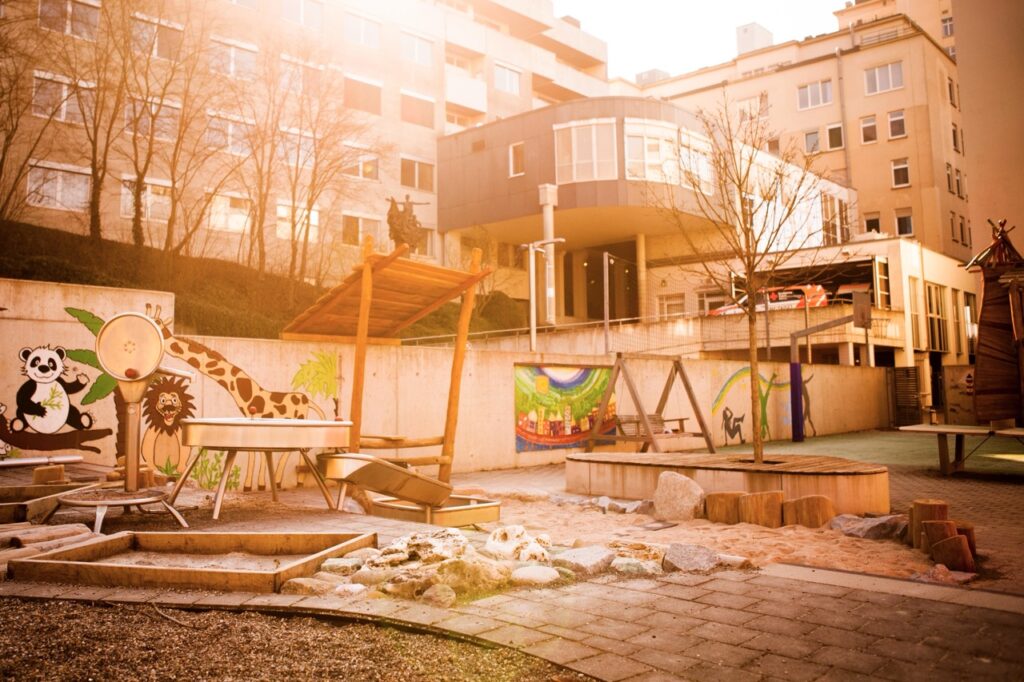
(554, 566, 576, 581)
(829, 514, 908, 540)
(350, 567, 396, 586)
(596, 495, 612, 511)
(511, 565, 561, 586)
(717, 554, 753, 569)
(571, 538, 587, 548)
(652, 472, 705, 521)
(607, 540, 666, 563)
(636, 500, 655, 516)
(552, 546, 615, 576)
(435, 556, 509, 594)
(312, 571, 351, 584)
(381, 570, 439, 599)
(911, 564, 976, 585)
(369, 550, 410, 567)
(280, 578, 335, 595)
(346, 548, 381, 561)
(334, 583, 368, 597)
(406, 528, 470, 563)
(420, 584, 457, 608)
(662, 543, 722, 573)
(611, 557, 663, 576)
(483, 525, 550, 562)
(320, 557, 364, 576)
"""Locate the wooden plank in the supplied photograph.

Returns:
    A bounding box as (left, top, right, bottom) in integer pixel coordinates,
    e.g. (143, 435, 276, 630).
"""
(349, 237, 376, 451)
(382, 266, 493, 337)
(279, 333, 401, 346)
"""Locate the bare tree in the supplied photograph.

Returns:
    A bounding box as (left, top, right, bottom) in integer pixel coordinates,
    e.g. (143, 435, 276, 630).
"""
(650, 97, 844, 462)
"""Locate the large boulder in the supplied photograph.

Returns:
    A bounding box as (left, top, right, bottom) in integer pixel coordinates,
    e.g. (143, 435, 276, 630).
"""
(435, 556, 510, 594)
(829, 514, 908, 540)
(652, 472, 705, 521)
(483, 525, 551, 562)
(552, 546, 615, 576)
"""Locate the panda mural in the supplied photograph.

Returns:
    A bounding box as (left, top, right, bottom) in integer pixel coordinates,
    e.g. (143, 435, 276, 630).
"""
(12, 346, 93, 434)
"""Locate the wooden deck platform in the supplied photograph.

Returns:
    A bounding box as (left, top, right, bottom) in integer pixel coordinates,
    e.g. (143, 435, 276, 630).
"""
(566, 452, 889, 515)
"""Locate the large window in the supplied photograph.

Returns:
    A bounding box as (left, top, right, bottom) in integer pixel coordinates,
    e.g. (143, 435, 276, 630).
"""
(121, 179, 171, 221)
(951, 288, 963, 354)
(276, 202, 319, 242)
(955, 169, 963, 197)
(211, 40, 257, 80)
(908, 276, 922, 350)
(896, 209, 913, 236)
(39, 0, 98, 40)
(400, 92, 434, 128)
(32, 74, 86, 123)
(865, 213, 880, 233)
(941, 16, 954, 37)
(738, 92, 768, 121)
(207, 194, 251, 233)
(658, 293, 686, 319)
(494, 63, 521, 95)
(345, 76, 381, 114)
(925, 282, 948, 352)
(278, 130, 315, 167)
(342, 213, 385, 249)
(891, 158, 910, 187)
(697, 291, 729, 315)
(865, 62, 903, 95)
(27, 162, 90, 212)
(874, 258, 891, 309)
(400, 158, 434, 192)
(125, 99, 180, 141)
(826, 123, 844, 150)
(554, 119, 616, 184)
(283, 0, 322, 29)
(821, 194, 850, 246)
(401, 32, 433, 67)
(952, 123, 960, 152)
(804, 130, 820, 154)
(624, 120, 677, 182)
(860, 116, 877, 144)
(132, 17, 183, 61)
(342, 146, 378, 180)
(206, 115, 252, 155)
(965, 292, 978, 354)
(344, 13, 381, 47)
(797, 79, 832, 110)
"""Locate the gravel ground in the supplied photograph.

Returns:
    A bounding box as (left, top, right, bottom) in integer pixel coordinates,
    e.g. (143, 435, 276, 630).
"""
(0, 599, 593, 682)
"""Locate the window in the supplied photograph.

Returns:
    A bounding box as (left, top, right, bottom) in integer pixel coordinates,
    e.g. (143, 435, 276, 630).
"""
(965, 292, 978, 354)
(554, 119, 616, 184)
(804, 130, 820, 153)
(132, 18, 183, 61)
(39, 0, 99, 40)
(860, 116, 877, 143)
(874, 258, 891, 309)
(679, 144, 713, 194)
(826, 123, 844, 150)
(952, 123, 960, 152)
(865, 62, 903, 94)
(342, 214, 385, 249)
(946, 164, 954, 193)
(125, 99, 180, 141)
(279, 130, 315, 167)
(959, 214, 967, 244)
(821, 194, 850, 246)
(345, 77, 381, 114)
(966, 218, 972, 247)
(283, 0, 322, 29)
(509, 142, 525, 177)
(344, 13, 381, 47)
(207, 115, 252, 155)
(925, 283, 948, 352)
(951, 288, 963, 354)
(658, 293, 686, 319)
(279, 59, 322, 95)
(797, 79, 832, 110)
(896, 209, 913, 235)
(121, 179, 171, 221)
(888, 110, 906, 138)
(624, 120, 678, 182)
(342, 147, 378, 180)
(494, 63, 521, 95)
(941, 16, 954, 37)
(208, 194, 251, 233)
(697, 291, 729, 315)
(32, 74, 87, 124)
(211, 40, 257, 80)
(27, 162, 90, 212)
(947, 46, 957, 60)
(955, 169, 963, 197)
(950, 212, 958, 242)
(865, 213, 880, 233)
(908, 276, 922, 349)
(400, 158, 434, 192)
(738, 92, 768, 121)
(766, 138, 780, 155)
(891, 158, 909, 187)
(401, 32, 433, 67)
(947, 78, 957, 107)
(276, 203, 320, 242)
(400, 92, 434, 128)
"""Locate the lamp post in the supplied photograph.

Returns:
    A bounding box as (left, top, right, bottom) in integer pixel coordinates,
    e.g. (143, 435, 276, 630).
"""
(521, 237, 566, 352)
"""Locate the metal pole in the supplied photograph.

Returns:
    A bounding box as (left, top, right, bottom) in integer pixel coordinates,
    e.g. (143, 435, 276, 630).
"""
(539, 185, 558, 325)
(528, 244, 537, 352)
(603, 251, 611, 354)
(790, 334, 804, 442)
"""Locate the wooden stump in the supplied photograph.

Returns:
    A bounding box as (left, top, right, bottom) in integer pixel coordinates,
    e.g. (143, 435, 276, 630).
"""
(951, 519, 977, 557)
(782, 495, 835, 528)
(911, 499, 948, 550)
(931, 535, 976, 572)
(737, 491, 784, 528)
(9, 524, 92, 547)
(921, 520, 958, 557)
(706, 491, 745, 524)
(906, 505, 915, 545)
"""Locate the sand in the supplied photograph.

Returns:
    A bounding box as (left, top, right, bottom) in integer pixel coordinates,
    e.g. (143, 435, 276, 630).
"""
(462, 491, 935, 579)
(103, 550, 306, 571)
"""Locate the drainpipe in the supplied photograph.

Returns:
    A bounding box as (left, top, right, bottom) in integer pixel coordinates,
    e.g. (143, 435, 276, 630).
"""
(835, 47, 852, 186)
(636, 233, 648, 321)
(539, 184, 558, 325)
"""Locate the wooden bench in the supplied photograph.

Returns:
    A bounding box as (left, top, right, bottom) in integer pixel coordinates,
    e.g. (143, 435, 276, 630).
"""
(616, 414, 688, 437)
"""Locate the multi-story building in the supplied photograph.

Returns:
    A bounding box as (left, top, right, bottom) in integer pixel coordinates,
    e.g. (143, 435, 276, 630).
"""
(3, 0, 607, 283)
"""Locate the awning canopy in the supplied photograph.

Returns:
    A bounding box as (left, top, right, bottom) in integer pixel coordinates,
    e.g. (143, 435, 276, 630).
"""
(282, 244, 493, 342)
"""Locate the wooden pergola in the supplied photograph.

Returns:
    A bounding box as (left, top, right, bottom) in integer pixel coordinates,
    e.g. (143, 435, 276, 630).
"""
(282, 238, 491, 482)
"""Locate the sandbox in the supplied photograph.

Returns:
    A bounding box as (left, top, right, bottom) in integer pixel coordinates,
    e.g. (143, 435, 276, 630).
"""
(371, 494, 501, 527)
(566, 452, 889, 515)
(9, 531, 375, 593)
(0, 484, 94, 524)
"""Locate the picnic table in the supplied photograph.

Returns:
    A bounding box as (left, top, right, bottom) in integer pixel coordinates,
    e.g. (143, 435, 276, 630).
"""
(898, 423, 1024, 475)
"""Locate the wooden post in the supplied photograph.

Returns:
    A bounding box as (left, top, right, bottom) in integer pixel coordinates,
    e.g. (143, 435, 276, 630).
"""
(438, 248, 481, 483)
(674, 359, 716, 453)
(737, 490, 784, 528)
(931, 535, 976, 572)
(921, 520, 958, 555)
(706, 491, 745, 524)
(911, 499, 948, 550)
(952, 519, 977, 557)
(349, 236, 375, 452)
(782, 495, 835, 528)
(587, 356, 622, 452)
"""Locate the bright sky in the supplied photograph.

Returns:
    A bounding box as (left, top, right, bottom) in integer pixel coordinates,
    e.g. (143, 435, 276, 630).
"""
(552, 0, 849, 82)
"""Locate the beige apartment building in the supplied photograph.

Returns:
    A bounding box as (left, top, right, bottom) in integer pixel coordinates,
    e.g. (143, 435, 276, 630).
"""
(4, 0, 607, 283)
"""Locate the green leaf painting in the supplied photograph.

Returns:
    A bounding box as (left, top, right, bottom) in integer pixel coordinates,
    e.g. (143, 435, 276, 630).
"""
(81, 373, 117, 406)
(64, 307, 105, 336)
(65, 348, 101, 370)
(291, 351, 337, 400)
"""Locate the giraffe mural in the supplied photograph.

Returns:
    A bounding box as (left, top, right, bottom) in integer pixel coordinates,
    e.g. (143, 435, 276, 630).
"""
(147, 306, 324, 490)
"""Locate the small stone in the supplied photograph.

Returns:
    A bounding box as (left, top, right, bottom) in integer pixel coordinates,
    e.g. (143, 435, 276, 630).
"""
(382, 571, 439, 599)
(483, 525, 549, 562)
(662, 543, 722, 573)
(511, 565, 561, 586)
(611, 557, 663, 576)
(829, 514, 908, 540)
(636, 500, 655, 515)
(552, 546, 616, 576)
(369, 550, 410, 567)
(607, 540, 666, 563)
(717, 554, 753, 569)
(571, 538, 587, 548)
(420, 584, 457, 608)
(312, 571, 351, 584)
(334, 583, 368, 597)
(653, 472, 705, 521)
(350, 567, 396, 586)
(346, 548, 381, 560)
(280, 578, 335, 595)
(912, 564, 977, 585)
(320, 557, 364, 576)
(596, 495, 612, 511)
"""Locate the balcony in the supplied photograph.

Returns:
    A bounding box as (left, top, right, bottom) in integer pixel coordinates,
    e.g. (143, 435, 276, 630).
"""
(445, 65, 488, 114)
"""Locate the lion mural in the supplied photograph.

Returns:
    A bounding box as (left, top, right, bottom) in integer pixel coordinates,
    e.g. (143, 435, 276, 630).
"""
(141, 376, 195, 476)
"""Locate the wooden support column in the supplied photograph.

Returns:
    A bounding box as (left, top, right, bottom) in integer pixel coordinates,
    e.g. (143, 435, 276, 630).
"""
(439, 248, 481, 483)
(349, 236, 375, 452)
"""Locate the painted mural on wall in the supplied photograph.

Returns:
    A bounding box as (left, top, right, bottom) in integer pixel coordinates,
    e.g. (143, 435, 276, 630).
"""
(514, 364, 616, 452)
(141, 376, 196, 476)
(711, 367, 815, 445)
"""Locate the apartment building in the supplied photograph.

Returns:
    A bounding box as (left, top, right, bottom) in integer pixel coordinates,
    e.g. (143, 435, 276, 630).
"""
(3, 0, 607, 283)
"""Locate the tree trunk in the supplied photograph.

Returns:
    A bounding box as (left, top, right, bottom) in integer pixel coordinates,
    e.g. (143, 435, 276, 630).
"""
(748, 310, 764, 462)
(132, 181, 145, 247)
(88, 172, 103, 240)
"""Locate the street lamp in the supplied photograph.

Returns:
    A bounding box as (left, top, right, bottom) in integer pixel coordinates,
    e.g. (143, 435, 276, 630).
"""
(520, 237, 566, 352)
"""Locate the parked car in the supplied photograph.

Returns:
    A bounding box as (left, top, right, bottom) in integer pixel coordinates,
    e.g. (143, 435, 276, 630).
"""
(708, 285, 828, 315)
